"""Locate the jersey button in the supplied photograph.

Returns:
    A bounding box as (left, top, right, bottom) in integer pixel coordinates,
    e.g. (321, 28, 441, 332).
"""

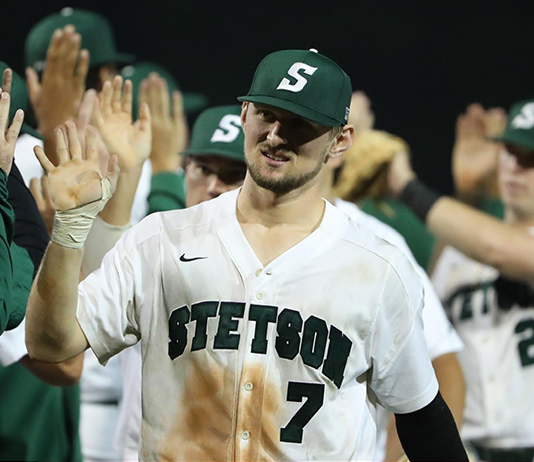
(256, 291, 265, 300)
(241, 431, 250, 440)
(244, 382, 253, 391)
(255, 269, 262, 277)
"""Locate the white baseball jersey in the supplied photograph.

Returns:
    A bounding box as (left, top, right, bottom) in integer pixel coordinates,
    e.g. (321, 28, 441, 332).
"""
(77, 188, 438, 461)
(335, 199, 463, 461)
(432, 243, 534, 448)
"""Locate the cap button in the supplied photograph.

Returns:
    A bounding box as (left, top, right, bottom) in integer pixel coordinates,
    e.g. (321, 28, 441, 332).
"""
(61, 7, 74, 16)
(309, 48, 319, 53)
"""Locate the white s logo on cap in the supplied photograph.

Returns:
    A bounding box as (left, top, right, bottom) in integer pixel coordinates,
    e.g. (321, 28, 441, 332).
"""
(512, 103, 534, 130)
(210, 115, 242, 143)
(277, 63, 318, 93)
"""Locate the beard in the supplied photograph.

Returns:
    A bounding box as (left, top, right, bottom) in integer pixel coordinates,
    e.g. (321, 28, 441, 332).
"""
(245, 149, 326, 195)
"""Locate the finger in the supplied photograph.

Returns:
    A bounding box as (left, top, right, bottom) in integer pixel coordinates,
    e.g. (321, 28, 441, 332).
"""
(5, 109, 24, 145)
(0, 92, 10, 135)
(76, 48, 90, 85)
(111, 75, 123, 113)
(106, 154, 121, 192)
(172, 90, 185, 124)
(55, 126, 70, 164)
(2, 69, 12, 94)
(122, 79, 133, 117)
(100, 80, 113, 117)
(25, 67, 41, 103)
(64, 32, 82, 73)
(138, 79, 148, 108)
(159, 77, 170, 117)
(92, 96, 106, 131)
(148, 74, 163, 117)
(34, 145, 56, 173)
(85, 125, 98, 161)
(78, 89, 97, 128)
(29, 178, 45, 209)
(65, 120, 82, 159)
(45, 28, 64, 73)
(138, 102, 152, 132)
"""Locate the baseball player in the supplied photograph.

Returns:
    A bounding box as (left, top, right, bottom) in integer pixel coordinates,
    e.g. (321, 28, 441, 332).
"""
(387, 99, 534, 461)
(26, 49, 467, 461)
(115, 104, 247, 460)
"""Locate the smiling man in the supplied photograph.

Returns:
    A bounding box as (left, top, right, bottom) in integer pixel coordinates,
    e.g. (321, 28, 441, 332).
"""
(26, 49, 467, 461)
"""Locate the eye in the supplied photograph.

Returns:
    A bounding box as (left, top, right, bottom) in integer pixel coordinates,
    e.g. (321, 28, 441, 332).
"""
(258, 109, 274, 120)
(199, 166, 213, 176)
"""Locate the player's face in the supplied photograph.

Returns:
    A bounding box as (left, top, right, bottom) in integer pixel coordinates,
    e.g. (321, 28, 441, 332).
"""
(241, 103, 338, 194)
(185, 155, 247, 207)
(498, 143, 534, 219)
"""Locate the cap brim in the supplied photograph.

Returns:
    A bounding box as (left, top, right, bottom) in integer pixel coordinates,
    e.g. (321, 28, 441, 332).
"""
(90, 52, 136, 68)
(493, 132, 534, 151)
(181, 147, 245, 162)
(237, 94, 342, 127)
(183, 93, 209, 114)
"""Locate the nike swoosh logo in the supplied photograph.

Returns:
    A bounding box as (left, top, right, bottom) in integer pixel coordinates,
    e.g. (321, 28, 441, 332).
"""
(180, 253, 207, 262)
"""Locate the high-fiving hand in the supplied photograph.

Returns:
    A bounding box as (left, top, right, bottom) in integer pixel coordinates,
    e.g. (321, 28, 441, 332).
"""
(33, 121, 119, 211)
(0, 69, 24, 175)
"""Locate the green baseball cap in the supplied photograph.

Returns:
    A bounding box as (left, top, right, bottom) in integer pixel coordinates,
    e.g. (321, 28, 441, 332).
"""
(238, 48, 352, 127)
(0, 62, 43, 140)
(120, 62, 209, 119)
(25, 8, 135, 71)
(494, 99, 534, 151)
(181, 105, 245, 161)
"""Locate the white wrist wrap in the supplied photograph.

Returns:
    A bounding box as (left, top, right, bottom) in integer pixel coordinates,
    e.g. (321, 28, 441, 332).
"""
(51, 178, 113, 249)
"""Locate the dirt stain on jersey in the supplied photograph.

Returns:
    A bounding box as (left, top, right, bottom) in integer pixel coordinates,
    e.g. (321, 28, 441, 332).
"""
(159, 357, 286, 461)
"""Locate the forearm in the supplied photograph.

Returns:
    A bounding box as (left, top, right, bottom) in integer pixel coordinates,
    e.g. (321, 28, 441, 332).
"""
(26, 242, 88, 362)
(20, 352, 84, 386)
(432, 353, 465, 428)
(98, 167, 143, 226)
(396, 391, 468, 462)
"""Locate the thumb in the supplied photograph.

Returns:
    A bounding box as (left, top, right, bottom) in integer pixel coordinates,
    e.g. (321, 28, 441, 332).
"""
(106, 154, 121, 192)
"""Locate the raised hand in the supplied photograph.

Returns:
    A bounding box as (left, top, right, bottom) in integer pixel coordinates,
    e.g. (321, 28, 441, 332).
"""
(452, 103, 503, 200)
(33, 121, 119, 211)
(93, 75, 151, 172)
(348, 91, 375, 132)
(0, 87, 24, 175)
(26, 25, 89, 138)
(139, 72, 188, 172)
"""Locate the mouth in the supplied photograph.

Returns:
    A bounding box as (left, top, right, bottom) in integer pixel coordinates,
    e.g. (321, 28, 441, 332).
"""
(262, 150, 290, 166)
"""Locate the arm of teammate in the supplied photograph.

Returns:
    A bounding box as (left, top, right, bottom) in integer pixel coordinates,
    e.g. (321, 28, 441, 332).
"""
(25, 122, 120, 362)
(388, 150, 534, 283)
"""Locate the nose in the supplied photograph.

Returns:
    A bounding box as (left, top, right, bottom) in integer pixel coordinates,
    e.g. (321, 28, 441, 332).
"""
(206, 174, 231, 199)
(501, 151, 521, 172)
(266, 121, 287, 145)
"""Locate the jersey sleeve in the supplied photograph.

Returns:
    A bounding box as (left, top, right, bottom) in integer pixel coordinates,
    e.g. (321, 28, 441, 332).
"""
(76, 224, 155, 365)
(0, 168, 14, 335)
(369, 258, 439, 414)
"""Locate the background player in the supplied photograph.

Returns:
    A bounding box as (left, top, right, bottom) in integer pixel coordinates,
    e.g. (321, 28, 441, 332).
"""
(26, 48, 467, 461)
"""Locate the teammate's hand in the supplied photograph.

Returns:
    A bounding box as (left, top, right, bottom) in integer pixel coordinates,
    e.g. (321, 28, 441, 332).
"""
(26, 25, 89, 137)
(452, 103, 503, 200)
(29, 175, 55, 235)
(139, 73, 188, 173)
(94, 75, 151, 172)
(0, 85, 24, 175)
(387, 149, 416, 197)
(33, 121, 119, 211)
(348, 91, 375, 132)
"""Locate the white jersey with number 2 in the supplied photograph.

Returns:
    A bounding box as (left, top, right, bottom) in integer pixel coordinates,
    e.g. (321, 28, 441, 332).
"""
(77, 189, 438, 461)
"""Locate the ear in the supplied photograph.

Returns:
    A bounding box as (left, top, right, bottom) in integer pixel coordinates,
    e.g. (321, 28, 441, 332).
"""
(240, 102, 249, 127)
(326, 125, 354, 162)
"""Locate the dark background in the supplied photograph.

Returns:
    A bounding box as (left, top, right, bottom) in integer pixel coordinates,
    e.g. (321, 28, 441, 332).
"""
(2, 0, 533, 193)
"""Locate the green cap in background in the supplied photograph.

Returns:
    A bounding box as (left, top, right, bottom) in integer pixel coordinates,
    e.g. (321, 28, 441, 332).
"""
(494, 99, 534, 151)
(181, 105, 245, 161)
(0, 62, 42, 140)
(120, 62, 209, 119)
(25, 7, 135, 71)
(238, 48, 352, 127)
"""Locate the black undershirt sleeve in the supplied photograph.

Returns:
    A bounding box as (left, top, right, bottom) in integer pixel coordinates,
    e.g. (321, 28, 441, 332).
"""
(395, 391, 468, 462)
(7, 162, 49, 277)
